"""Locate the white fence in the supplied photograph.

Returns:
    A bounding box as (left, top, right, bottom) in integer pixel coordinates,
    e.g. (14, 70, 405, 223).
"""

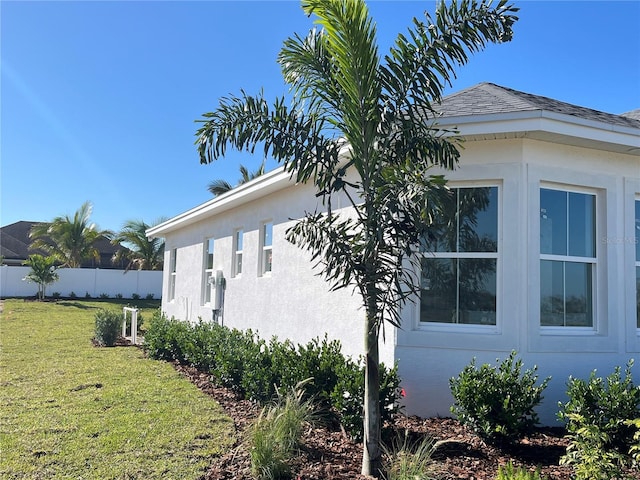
(0, 266, 162, 299)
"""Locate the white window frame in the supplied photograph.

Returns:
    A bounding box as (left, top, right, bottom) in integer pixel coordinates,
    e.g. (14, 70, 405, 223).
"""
(203, 238, 215, 305)
(233, 229, 243, 277)
(539, 185, 597, 331)
(418, 183, 500, 328)
(168, 248, 177, 302)
(260, 221, 273, 276)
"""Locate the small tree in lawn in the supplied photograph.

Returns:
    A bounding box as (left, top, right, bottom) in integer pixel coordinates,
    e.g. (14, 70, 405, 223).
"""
(23, 254, 59, 300)
(195, 0, 518, 475)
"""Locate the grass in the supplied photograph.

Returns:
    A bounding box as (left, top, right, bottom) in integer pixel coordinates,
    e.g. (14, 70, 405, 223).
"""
(0, 298, 234, 479)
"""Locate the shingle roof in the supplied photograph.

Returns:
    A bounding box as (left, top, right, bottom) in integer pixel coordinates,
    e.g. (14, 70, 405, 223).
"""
(0, 220, 128, 268)
(438, 82, 640, 129)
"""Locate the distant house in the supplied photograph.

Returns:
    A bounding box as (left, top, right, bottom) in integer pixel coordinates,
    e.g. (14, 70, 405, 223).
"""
(0, 221, 127, 268)
(147, 83, 640, 423)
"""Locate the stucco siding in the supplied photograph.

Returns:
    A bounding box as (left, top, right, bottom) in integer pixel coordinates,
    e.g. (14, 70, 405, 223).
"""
(160, 179, 395, 365)
(395, 137, 640, 423)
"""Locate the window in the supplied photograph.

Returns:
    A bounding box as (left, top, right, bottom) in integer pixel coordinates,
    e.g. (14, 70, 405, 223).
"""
(636, 199, 640, 327)
(540, 188, 596, 327)
(169, 248, 177, 301)
(261, 222, 273, 275)
(420, 186, 498, 325)
(203, 238, 214, 304)
(233, 229, 243, 276)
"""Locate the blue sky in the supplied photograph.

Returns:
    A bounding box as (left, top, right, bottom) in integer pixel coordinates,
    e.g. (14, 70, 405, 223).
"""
(2, 0, 639, 233)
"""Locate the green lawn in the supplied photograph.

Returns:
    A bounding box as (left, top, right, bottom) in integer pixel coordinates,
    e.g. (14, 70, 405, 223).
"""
(0, 299, 234, 479)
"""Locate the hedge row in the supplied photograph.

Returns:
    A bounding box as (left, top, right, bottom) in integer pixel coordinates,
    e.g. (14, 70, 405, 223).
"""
(143, 312, 401, 440)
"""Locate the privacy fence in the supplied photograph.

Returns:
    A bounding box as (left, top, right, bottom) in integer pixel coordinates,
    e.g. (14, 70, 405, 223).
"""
(0, 266, 162, 299)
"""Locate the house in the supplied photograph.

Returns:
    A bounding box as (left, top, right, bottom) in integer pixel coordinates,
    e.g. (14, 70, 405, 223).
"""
(0, 220, 128, 268)
(147, 83, 640, 424)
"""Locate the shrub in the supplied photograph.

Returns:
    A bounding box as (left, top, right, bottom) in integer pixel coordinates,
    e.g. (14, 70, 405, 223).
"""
(494, 462, 547, 480)
(131, 293, 141, 300)
(145, 293, 154, 300)
(558, 362, 640, 479)
(143, 312, 403, 439)
(51, 292, 61, 299)
(382, 433, 437, 480)
(249, 381, 316, 479)
(94, 309, 121, 347)
(115, 293, 123, 299)
(84, 291, 90, 299)
(626, 418, 640, 467)
(99, 293, 109, 299)
(330, 358, 402, 441)
(69, 291, 77, 299)
(449, 351, 550, 444)
(143, 310, 191, 362)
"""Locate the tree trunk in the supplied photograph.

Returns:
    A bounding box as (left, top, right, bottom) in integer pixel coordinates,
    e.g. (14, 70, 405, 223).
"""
(361, 313, 381, 477)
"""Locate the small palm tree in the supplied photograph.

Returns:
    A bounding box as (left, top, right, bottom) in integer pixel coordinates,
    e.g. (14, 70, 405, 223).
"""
(23, 254, 59, 300)
(207, 162, 266, 196)
(195, 0, 517, 475)
(111, 219, 165, 271)
(30, 202, 111, 268)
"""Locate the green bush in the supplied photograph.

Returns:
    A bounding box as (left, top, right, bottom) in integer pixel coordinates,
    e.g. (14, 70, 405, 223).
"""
(494, 462, 547, 480)
(94, 309, 121, 346)
(558, 362, 640, 479)
(143, 312, 404, 440)
(330, 358, 401, 441)
(143, 310, 191, 362)
(249, 381, 316, 480)
(449, 352, 550, 444)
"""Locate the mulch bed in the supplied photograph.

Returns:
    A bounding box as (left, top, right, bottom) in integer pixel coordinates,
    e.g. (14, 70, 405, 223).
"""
(170, 363, 580, 480)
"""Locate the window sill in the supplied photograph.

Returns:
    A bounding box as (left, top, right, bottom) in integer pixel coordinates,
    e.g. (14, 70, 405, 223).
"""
(416, 322, 500, 335)
(540, 326, 597, 336)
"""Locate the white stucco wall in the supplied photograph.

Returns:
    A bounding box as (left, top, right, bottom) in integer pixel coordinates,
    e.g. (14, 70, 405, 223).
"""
(153, 132, 639, 425)
(159, 179, 395, 365)
(395, 137, 640, 425)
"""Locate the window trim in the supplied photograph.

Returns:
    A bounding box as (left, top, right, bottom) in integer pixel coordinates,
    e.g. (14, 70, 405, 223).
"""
(260, 221, 273, 277)
(635, 197, 640, 330)
(202, 237, 215, 305)
(233, 229, 243, 277)
(168, 248, 177, 302)
(539, 186, 597, 330)
(418, 183, 500, 329)
(527, 164, 616, 354)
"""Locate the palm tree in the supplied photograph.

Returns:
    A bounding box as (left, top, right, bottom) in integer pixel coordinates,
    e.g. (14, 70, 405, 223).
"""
(207, 162, 265, 196)
(29, 202, 111, 268)
(23, 254, 59, 300)
(111, 219, 165, 271)
(195, 0, 517, 475)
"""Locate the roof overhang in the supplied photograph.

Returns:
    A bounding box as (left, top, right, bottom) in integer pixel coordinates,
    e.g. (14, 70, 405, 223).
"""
(148, 110, 639, 239)
(147, 166, 294, 238)
(435, 110, 640, 156)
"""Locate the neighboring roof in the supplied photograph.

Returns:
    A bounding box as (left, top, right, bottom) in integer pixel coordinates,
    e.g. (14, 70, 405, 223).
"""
(622, 109, 640, 121)
(0, 220, 127, 268)
(437, 82, 640, 130)
(148, 83, 640, 238)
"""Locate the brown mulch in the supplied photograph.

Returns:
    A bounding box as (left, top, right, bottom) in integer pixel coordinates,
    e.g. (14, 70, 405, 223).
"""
(171, 363, 581, 480)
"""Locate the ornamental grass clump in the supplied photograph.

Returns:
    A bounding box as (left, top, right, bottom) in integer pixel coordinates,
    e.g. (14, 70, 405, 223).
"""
(249, 380, 316, 480)
(382, 433, 438, 480)
(449, 351, 550, 444)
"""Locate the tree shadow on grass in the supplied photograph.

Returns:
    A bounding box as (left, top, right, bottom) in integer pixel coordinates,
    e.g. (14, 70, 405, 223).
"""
(56, 301, 97, 310)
